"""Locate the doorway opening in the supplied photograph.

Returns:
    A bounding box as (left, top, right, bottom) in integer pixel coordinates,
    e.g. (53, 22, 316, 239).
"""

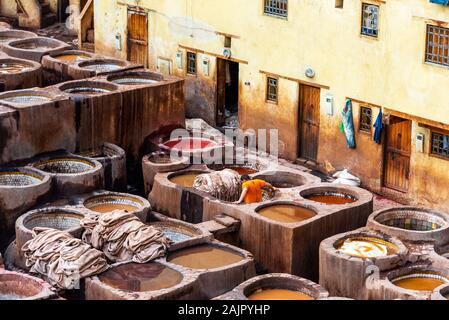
(298, 85, 321, 162)
(216, 59, 239, 128)
(127, 8, 149, 68)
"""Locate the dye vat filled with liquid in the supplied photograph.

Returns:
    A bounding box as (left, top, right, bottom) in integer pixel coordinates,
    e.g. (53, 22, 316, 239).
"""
(0, 171, 42, 186)
(84, 195, 143, 214)
(257, 204, 317, 224)
(392, 273, 449, 292)
(336, 237, 398, 258)
(107, 71, 163, 85)
(163, 138, 217, 152)
(169, 171, 207, 188)
(167, 244, 243, 270)
(248, 289, 313, 301)
(98, 263, 183, 292)
(54, 53, 91, 62)
(0, 92, 51, 105)
(0, 62, 31, 74)
(305, 192, 356, 205)
(33, 157, 96, 174)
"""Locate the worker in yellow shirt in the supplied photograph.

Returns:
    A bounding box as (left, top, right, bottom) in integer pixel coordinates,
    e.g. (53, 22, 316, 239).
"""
(234, 175, 276, 204)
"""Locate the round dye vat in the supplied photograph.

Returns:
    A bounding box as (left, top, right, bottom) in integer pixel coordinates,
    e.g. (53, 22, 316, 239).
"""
(163, 138, 216, 152)
(23, 211, 83, 232)
(167, 245, 243, 270)
(257, 204, 316, 224)
(54, 54, 91, 62)
(0, 94, 51, 104)
(98, 263, 183, 292)
(0, 62, 31, 74)
(169, 173, 203, 188)
(248, 289, 313, 301)
(34, 158, 95, 174)
(337, 237, 398, 258)
(392, 273, 449, 292)
(82, 63, 122, 73)
(63, 87, 112, 95)
(84, 196, 142, 214)
(0, 172, 42, 186)
(305, 193, 356, 205)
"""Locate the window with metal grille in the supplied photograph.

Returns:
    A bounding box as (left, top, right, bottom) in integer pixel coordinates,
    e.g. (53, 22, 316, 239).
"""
(361, 4, 379, 37)
(360, 107, 372, 132)
(264, 0, 288, 18)
(266, 77, 278, 102)
(426, 25, 449, 67)
(431, 132, 449, 158)
(187, 52, 197, 74)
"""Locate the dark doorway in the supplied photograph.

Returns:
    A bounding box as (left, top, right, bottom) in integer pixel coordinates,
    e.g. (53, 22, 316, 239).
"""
(383, 116, 411, 192)
(298, 85, 321, 161)
(216, 59, 239, 127)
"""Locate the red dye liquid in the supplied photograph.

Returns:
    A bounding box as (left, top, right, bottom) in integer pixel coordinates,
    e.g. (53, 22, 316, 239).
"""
(163, 138, 215, 151)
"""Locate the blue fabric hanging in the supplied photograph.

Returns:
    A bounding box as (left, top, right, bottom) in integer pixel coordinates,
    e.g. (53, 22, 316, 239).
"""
(342, 99, 356, 149)
(374, 110, 383, 144)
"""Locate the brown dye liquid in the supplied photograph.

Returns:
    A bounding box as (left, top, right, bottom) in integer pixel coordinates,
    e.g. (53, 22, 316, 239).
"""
(169, 173, 200, 188)
(229, 167, 258, 175)
(15, 43, 53, 50)
(393, 277, 446, 292)
(89, 203, 138, 214)
(258, 205, 316, 223)
(306, 194, 355, 205)
(167, 245, 243, 269)
(55, 54, 90, 62)
(0, 63, 30, 74)
(98, 263, 183, 292)
(248, 289, 313, 301)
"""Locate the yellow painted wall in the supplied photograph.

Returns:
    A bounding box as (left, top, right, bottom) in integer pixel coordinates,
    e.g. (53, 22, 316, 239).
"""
(92, 0, 449, 210)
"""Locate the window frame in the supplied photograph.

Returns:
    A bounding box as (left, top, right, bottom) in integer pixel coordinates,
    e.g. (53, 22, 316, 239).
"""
(263, 0, 288, 19)
(359, 106, 373, 134)
(430, 129, 449, 161)
(361, 3, 379, 38)
(266, 76, 279, 103)
(425, 24, 449, 68)
(186, 51, 197, 75)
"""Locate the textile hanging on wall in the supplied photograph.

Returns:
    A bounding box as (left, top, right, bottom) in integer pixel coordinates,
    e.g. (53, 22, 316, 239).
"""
(374, 110, 384, 144)
(342, 99, 356, 149)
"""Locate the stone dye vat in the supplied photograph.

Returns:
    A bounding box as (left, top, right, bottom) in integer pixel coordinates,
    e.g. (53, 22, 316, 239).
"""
(104, 71, 185, 168)
(168, 169, 209, 188)
(0, 57, 42, 91)
(2, 37, 71, 62)
(78, 143, 127, 192)
(41, 50, 95, 85)
(55, 80, 122, 153)
(161, 137, 223, 160)
(82, 191, 150, 222)
(382, 265, 449, 300)
(69, 58, 140, 80)
(256, 202, 318, 224)
(142, 152, 189, 195)
(431, 284, 449, 300)
(319, 229, 408, 300)
(367, 207, 449, 245)
(0, 29, 37, 49)
(216, 274, 329, 300)
(0, 167, 51, 250)
(0, 270, 55, 300)
(15, 207, 86, 250)
(320, 206, 449, 300)
(31, 155, 104, 196)
(253, 171, 321, 189)
(86, 241, 255, 300)
(0, 89, 76, 164)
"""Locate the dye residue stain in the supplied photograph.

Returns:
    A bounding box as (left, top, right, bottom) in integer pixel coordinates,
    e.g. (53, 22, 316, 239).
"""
(167, 245, 243, 270)
(88, 203, 138, 214)
(170, 173, 201, 188)
(248, 289, 313, 301)
(393, 276, 447, 292)
(258, 205, 316, 224)
(337, 238, 397, 258)
(55, 54, 90, 62)
(98, 263, 183, 292)
(306, 194, 356, 205)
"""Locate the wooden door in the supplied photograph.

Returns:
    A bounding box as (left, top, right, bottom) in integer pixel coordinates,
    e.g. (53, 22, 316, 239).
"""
(216, 59, 227, 126)
(299, 85, 321, 161)
(383, 117, 411, 192)
(127, 10, 148, 67)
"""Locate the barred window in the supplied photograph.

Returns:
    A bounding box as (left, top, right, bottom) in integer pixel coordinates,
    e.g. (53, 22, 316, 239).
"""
(264, 0, 288, 18)
(266, 77, 278, 102)
(426, 25, 449, 67)
(187, 52, 197, 74)
(360, 107, 372, 132)
(361, 4, 379, 37)
(431, 132, 449, 159)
